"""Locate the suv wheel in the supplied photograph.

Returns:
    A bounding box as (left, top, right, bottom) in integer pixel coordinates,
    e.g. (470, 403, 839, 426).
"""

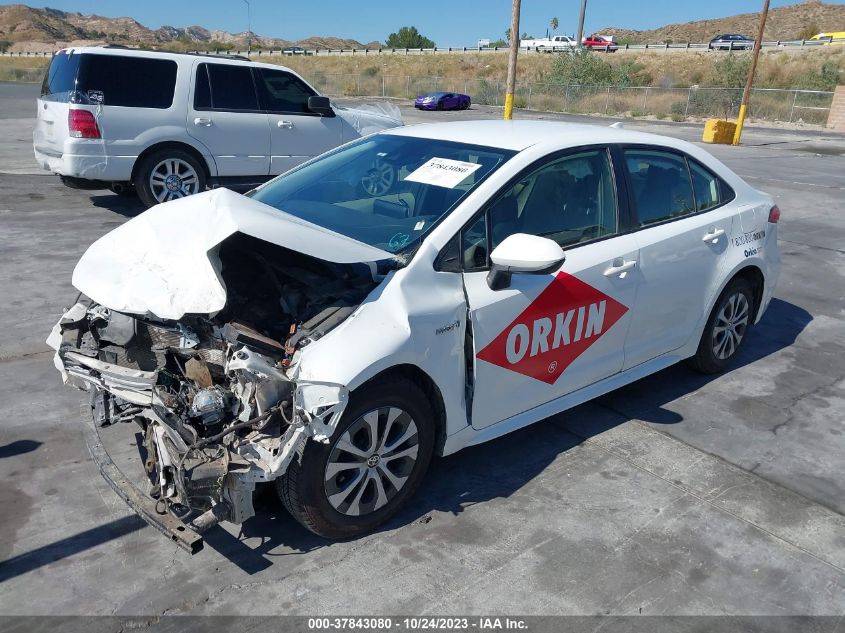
(688, 278, 754, 374)
(134, 149, 206, 208)
(277, 376, 435, 539)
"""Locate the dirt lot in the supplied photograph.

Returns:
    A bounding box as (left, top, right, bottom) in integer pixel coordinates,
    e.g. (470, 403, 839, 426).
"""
(1, 82, 844, 624)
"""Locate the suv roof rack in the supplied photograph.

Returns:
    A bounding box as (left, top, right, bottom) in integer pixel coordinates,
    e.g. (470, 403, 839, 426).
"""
(95, 45, 250, 62)
(186, 51, 251, 61)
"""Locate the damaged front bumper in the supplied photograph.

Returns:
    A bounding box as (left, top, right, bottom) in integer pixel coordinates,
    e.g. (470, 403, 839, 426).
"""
(48, 302, 349, 553)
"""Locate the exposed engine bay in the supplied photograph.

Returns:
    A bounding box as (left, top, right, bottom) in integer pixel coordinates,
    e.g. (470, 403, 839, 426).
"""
(49, 232, 380, 528)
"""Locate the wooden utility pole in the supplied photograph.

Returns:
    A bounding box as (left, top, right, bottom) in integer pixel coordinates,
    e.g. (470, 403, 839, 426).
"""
(504, 0, 521, 120)
(576, 0, 588, 46)
(732, 0, 770, 144)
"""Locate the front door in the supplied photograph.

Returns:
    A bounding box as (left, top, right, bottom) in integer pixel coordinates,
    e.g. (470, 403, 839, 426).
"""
(253, 67, 343, 175)
(460, 147, 641, 429)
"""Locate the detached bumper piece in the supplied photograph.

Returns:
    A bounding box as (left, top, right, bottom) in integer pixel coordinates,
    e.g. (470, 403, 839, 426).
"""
(82, 407, 226, 555)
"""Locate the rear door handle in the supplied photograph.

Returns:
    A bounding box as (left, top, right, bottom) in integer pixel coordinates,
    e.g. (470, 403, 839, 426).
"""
(702, 227, 726, 243)
(193, 117, 212, 127)
(603, 258, 637, 277)
(277, 120, 294, 129)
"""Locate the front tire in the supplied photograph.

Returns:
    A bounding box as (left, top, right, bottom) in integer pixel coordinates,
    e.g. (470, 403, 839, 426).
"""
(687, 278, 754, 374)
(277, 376, 435, 539)
(134, 149, 206, 208)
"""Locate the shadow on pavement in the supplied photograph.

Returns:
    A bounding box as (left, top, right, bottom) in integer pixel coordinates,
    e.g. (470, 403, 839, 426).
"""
(0, 439, 42, 459)
(0, 515, 146, 583)
(89, 192, 146, 218)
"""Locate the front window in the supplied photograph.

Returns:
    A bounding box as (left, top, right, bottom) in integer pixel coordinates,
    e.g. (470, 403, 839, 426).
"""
(249, 135, 515, 256)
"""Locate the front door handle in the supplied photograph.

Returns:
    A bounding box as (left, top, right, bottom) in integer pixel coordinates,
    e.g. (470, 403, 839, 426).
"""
(603, 258, 637, 278)
(702, 227, 726, 243)
(193, 117, 212, 127)
(277, 120, 294, 129)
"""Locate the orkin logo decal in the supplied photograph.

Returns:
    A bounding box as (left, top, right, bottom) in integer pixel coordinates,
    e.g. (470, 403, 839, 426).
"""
(476, 272, 629, 384)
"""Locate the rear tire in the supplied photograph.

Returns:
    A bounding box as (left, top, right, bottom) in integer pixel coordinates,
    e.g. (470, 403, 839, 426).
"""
(134, 149, 206, 208)
(277, 376, 435, 539)
(687, 278, 754, 374)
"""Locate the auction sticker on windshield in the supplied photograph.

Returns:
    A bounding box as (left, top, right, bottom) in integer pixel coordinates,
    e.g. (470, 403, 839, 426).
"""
(404, 157, 482, 188)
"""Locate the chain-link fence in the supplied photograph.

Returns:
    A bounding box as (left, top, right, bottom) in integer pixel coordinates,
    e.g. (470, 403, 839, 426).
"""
(306, 73, 835, 125)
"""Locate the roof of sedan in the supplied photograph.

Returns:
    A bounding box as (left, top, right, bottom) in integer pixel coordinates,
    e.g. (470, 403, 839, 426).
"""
(382, 119, 683, 153)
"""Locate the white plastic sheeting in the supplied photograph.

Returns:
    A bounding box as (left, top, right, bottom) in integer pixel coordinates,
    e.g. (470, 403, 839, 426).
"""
(334, 102, 403, 137)
(71, 188, 392, 320)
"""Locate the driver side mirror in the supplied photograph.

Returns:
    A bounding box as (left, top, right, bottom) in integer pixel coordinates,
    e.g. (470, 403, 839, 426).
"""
(307, 95, 335, 117)
(487, 233, 565, 290)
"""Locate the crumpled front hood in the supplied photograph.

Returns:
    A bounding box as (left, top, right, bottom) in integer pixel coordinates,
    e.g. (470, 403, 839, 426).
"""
(72, 188, 392, 320)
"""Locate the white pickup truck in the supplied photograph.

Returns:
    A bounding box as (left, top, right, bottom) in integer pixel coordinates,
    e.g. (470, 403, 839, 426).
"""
(520, 35, 577, 50)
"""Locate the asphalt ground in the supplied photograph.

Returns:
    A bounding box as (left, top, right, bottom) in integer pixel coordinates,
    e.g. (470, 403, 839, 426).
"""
(1, 82, 844, 620)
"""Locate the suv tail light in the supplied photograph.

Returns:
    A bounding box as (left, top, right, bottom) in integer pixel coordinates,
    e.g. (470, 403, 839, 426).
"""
(768, 205, 781, 224)
(68, 109, 101, 139)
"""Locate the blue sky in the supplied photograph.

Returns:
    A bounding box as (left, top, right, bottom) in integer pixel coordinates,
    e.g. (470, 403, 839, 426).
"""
(19, 0, 845, 46)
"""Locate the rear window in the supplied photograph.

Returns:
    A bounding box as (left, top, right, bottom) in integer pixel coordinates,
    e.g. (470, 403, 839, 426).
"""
(77, 55, 177, 108)
(40, 51, 81, 102)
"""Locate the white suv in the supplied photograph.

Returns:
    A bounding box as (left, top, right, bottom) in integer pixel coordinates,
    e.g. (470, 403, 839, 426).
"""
(33, 46, 402, 207)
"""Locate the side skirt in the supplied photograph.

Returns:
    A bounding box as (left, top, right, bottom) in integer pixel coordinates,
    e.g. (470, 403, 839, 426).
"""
(441, 353, 685, 456)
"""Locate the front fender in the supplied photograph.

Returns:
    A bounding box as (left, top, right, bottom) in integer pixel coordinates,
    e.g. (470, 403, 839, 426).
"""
(293, 257, 469, 438)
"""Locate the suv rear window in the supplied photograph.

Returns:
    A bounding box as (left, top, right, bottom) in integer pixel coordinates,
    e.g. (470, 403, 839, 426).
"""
(42, 53, 177, 107)
(78, 55, 177, 108)
(40, 51, 81, 102)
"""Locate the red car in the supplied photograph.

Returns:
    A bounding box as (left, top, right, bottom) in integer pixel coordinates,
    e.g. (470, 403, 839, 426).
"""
(582, 35, 618, 52)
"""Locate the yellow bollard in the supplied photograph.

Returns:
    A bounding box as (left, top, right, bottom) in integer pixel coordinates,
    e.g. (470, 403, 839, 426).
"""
(732, 103, 748, 145)
(702, 118, 737, 144)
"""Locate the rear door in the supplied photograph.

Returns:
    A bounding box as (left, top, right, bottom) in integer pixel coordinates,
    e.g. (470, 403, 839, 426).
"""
(187, 62, 270, 177)
(253, 67, 342, 175)
(460, 147, 640, 429)
(620, 147, 735, 369)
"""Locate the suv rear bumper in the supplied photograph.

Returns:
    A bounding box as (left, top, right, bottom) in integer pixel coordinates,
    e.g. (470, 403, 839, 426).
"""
(34, 146, 135, 182)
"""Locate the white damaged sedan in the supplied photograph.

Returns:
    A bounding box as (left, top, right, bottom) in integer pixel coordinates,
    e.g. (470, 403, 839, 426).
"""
(49, 120, 780, 550)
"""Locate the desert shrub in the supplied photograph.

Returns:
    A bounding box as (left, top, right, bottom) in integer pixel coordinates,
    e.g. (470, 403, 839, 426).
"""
(655, 111, 667, 119)
(671, 112, 685, 122)
(548, 49, 613, 85)
(711, 53, 751, 88)
(611, 60, 652, 86)
(798, 62, 841, 91)
(362, 66, 379, 77)
(797, 23, 819, 41)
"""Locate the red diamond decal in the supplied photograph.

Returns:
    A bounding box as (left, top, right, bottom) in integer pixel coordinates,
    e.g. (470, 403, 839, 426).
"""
(476, 272, 629, 384)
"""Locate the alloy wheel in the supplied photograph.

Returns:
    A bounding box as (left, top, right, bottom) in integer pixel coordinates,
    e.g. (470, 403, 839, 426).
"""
(360, 160, 394, 196)
(712, 292, 750, 360)
(149, 158, 201, 203)
(324, 406, 419, 517)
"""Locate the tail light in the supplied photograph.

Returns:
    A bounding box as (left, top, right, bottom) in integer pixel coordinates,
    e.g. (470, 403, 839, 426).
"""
(768, 205, 781, 224)
(68, 109, 101, 139)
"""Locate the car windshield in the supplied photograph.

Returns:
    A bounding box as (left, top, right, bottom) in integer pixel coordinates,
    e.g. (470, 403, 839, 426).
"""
(249, 134, 515, 257)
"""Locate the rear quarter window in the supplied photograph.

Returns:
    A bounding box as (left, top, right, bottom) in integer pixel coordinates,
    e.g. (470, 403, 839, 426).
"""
(40, 51, 81, 102)
(77, 55, 177, 108)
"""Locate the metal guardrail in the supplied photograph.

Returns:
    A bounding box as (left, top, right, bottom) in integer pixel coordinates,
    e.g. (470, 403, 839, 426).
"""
(305, 73, 835, 124)
(0, 37, 843, 57)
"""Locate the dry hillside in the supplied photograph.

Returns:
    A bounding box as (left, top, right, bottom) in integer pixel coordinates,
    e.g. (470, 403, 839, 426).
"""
(0, 4, 370, 52)
(601, 0, 845, 43)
